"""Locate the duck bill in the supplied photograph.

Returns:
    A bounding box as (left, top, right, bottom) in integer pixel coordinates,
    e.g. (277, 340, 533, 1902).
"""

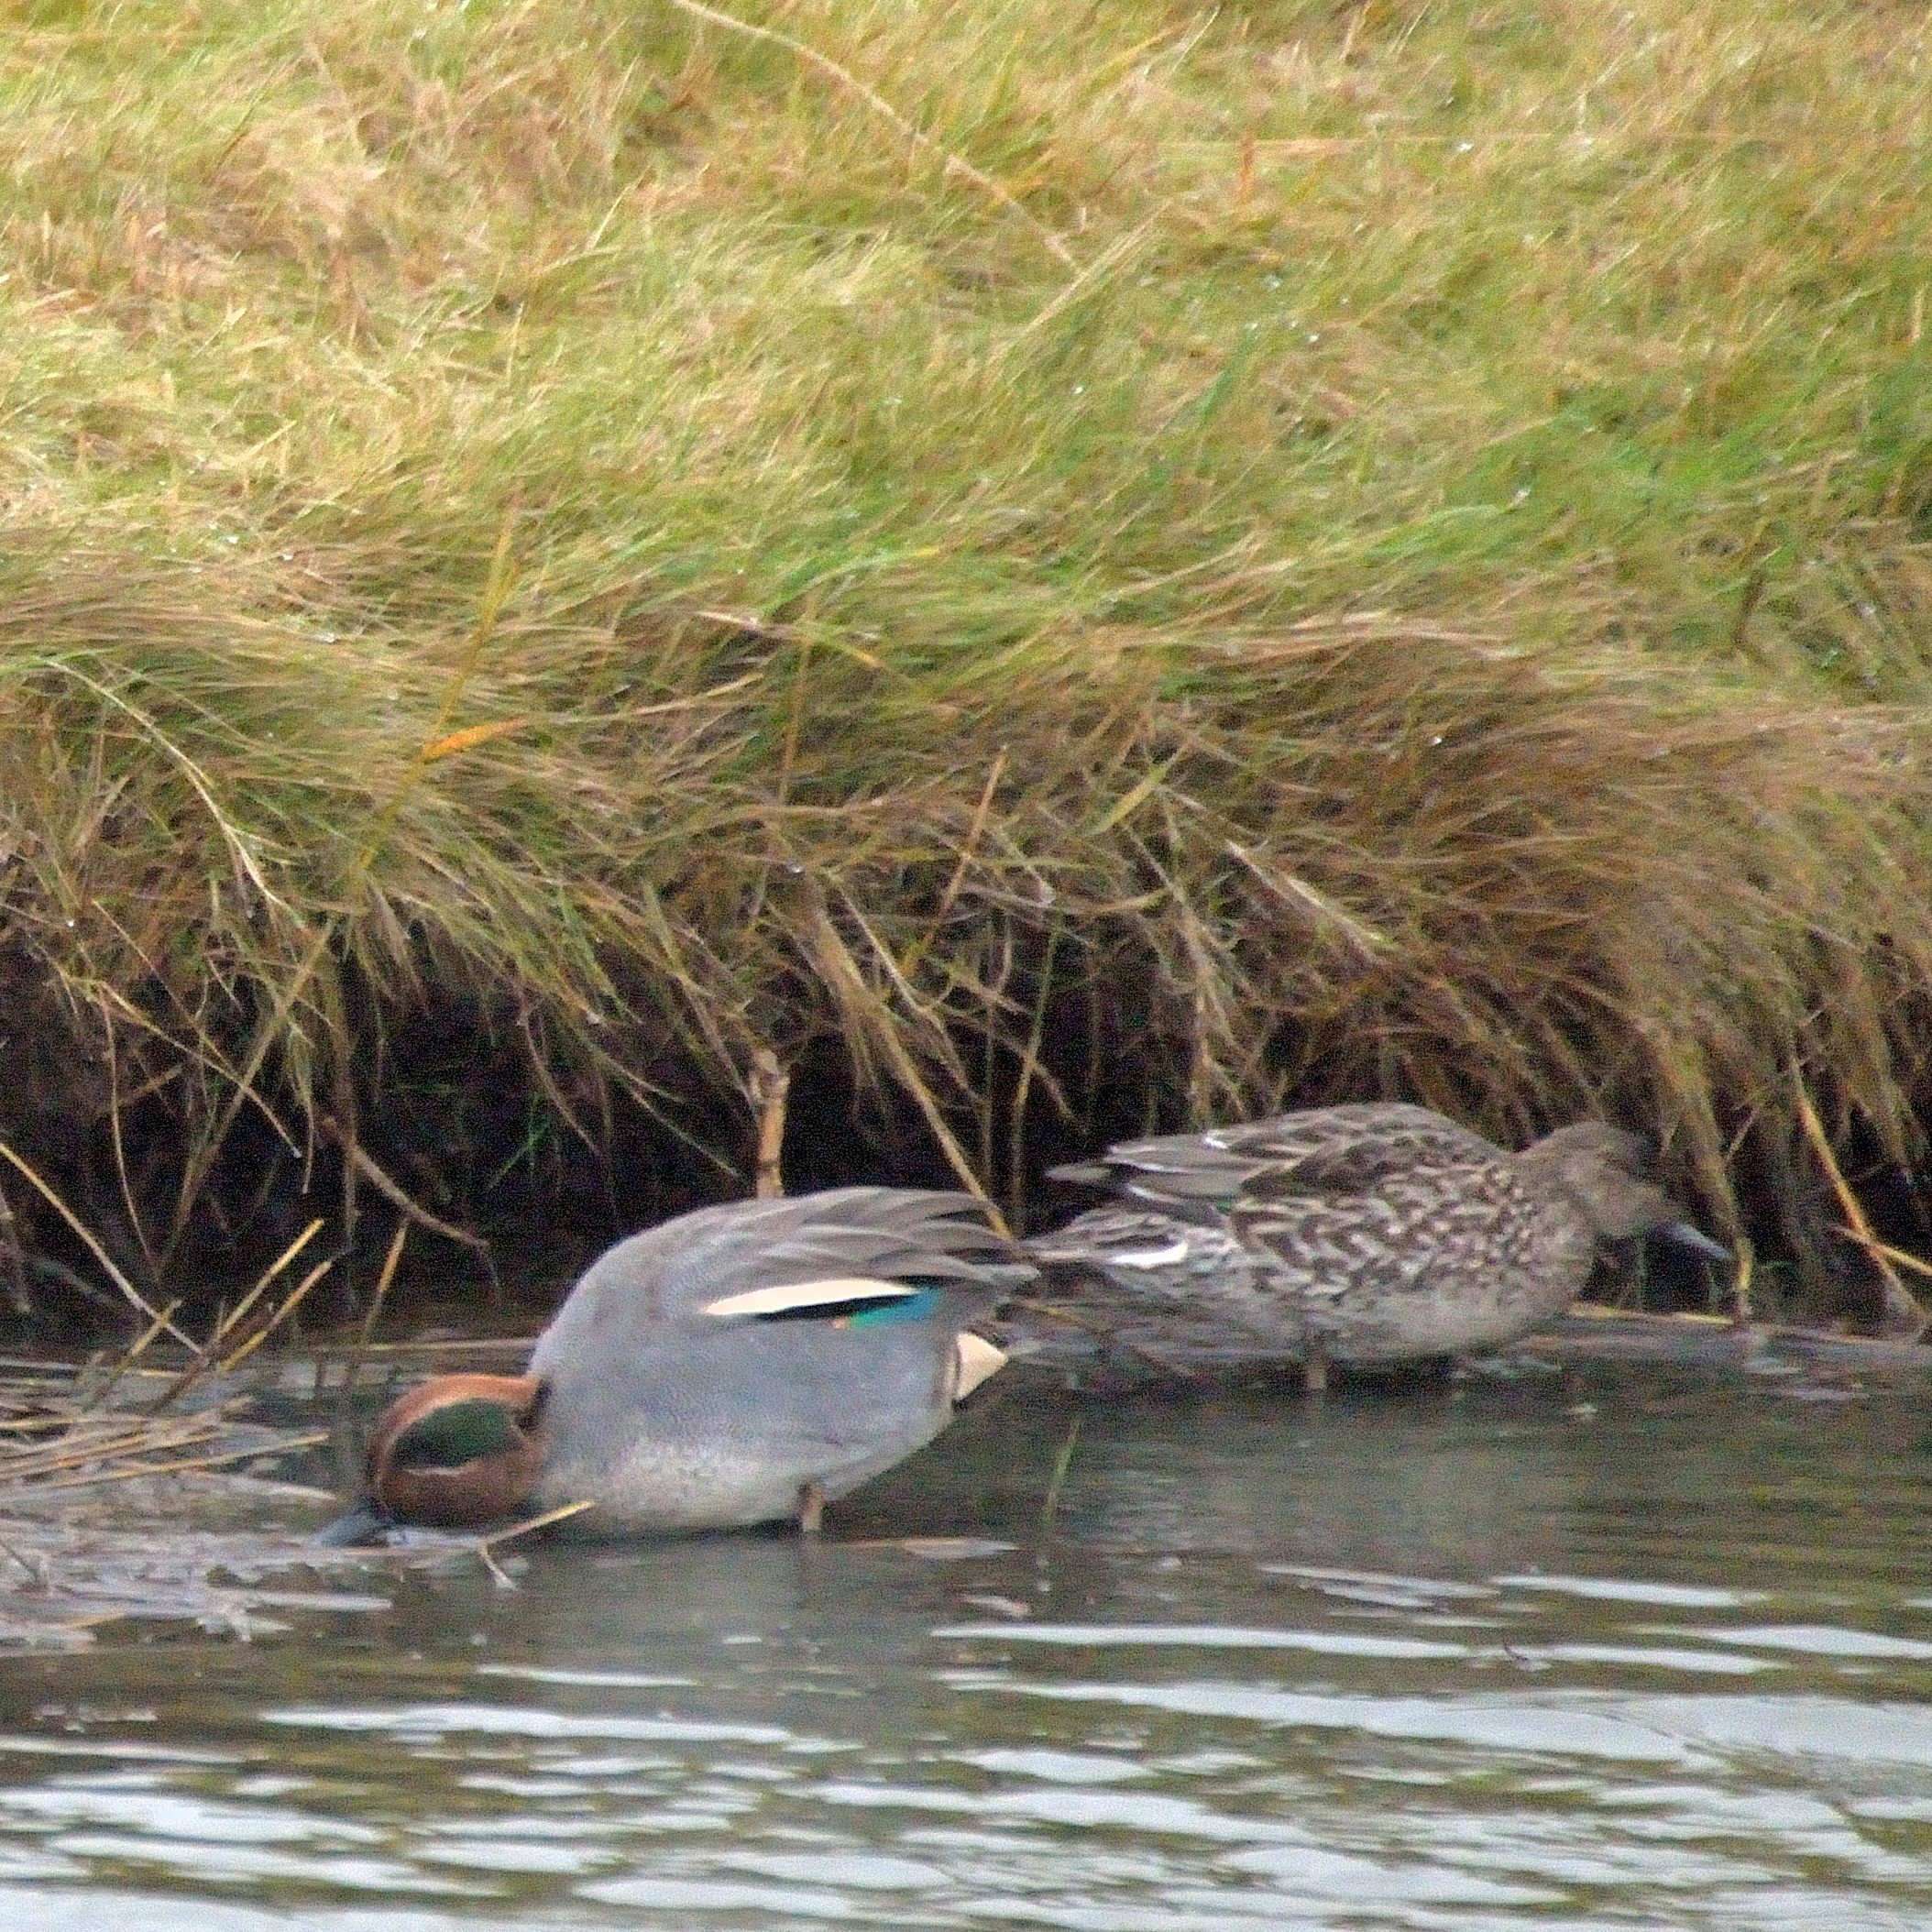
(1658, 1221, 1730, 1266)
(313, 1498, 394, 1546)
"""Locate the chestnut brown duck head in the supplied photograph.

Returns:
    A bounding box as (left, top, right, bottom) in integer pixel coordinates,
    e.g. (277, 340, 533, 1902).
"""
(319, 1186, 1032, 1543)
(1018, 1103, 1729, 1382)
(319, 1373, 550, 1544)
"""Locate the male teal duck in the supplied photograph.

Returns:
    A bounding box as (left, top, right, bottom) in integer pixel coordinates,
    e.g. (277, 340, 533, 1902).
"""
(1017, 1103, 1728, 1385)
(320, 1187, 1033, 1542)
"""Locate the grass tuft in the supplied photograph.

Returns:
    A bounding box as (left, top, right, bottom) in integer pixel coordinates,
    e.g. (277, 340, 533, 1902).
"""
(2, 0, 1932, 1317)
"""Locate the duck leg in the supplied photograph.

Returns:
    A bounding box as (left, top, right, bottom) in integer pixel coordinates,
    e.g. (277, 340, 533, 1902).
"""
(796, 1480, 825, 1534)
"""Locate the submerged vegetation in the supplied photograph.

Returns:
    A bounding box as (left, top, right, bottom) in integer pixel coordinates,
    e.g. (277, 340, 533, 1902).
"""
(2, 0, 1932, 1323)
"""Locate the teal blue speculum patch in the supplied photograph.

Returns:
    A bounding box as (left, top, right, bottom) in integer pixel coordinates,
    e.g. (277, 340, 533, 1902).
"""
(841, 1283, 946, 1327)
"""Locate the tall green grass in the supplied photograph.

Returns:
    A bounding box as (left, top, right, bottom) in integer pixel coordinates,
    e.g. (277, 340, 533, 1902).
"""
(2, 0, 1931, 1314)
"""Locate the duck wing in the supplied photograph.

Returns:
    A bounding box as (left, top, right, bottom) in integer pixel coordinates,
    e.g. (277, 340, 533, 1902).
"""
(535, 1187, 1034, 1367)
(1049, 1103, 1504, 1212)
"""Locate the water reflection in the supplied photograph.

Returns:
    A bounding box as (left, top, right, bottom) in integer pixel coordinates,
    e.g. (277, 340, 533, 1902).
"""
(0, 1361, 1930, 1927)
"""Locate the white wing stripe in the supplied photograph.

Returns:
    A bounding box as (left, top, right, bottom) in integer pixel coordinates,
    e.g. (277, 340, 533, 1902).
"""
(1107, 1238, 1191, 1268)
(701, 1276, 912, 1318)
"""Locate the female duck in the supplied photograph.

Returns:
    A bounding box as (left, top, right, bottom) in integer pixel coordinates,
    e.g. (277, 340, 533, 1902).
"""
(1019, 1103, 1728, 1384)
(321, 1187, 1032, 1542)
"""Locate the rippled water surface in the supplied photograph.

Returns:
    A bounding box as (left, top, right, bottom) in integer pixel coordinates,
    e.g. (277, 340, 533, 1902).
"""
(5, 1353, 1932, 1929)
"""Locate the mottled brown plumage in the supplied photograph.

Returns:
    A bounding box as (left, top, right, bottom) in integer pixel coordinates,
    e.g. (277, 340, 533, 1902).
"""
(1018, 1104, 1727, 1378)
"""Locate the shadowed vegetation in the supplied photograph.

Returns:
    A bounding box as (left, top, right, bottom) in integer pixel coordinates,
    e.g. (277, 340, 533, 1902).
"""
(2, 0, 1931, 1324)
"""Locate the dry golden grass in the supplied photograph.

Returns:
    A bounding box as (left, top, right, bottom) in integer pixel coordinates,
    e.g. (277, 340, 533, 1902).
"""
(2, 0, 1931, 1315)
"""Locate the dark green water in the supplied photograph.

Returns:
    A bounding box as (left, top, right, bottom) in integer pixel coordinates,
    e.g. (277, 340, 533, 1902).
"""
(4, 1356, 1932, 1929)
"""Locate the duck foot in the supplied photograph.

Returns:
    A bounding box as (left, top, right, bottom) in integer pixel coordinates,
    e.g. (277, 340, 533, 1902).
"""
(796, 1480, 825, 1534)
(1301, 1344, 1329, 1396)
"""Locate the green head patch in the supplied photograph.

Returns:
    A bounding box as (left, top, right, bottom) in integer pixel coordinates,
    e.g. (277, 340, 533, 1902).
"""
(390, 1396, 531, 1472)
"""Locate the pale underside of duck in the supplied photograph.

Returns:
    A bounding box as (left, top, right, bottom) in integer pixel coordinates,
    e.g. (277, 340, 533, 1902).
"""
(321, 1187, 1033, 1542)
(1017, 1103, 1728, 1376)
